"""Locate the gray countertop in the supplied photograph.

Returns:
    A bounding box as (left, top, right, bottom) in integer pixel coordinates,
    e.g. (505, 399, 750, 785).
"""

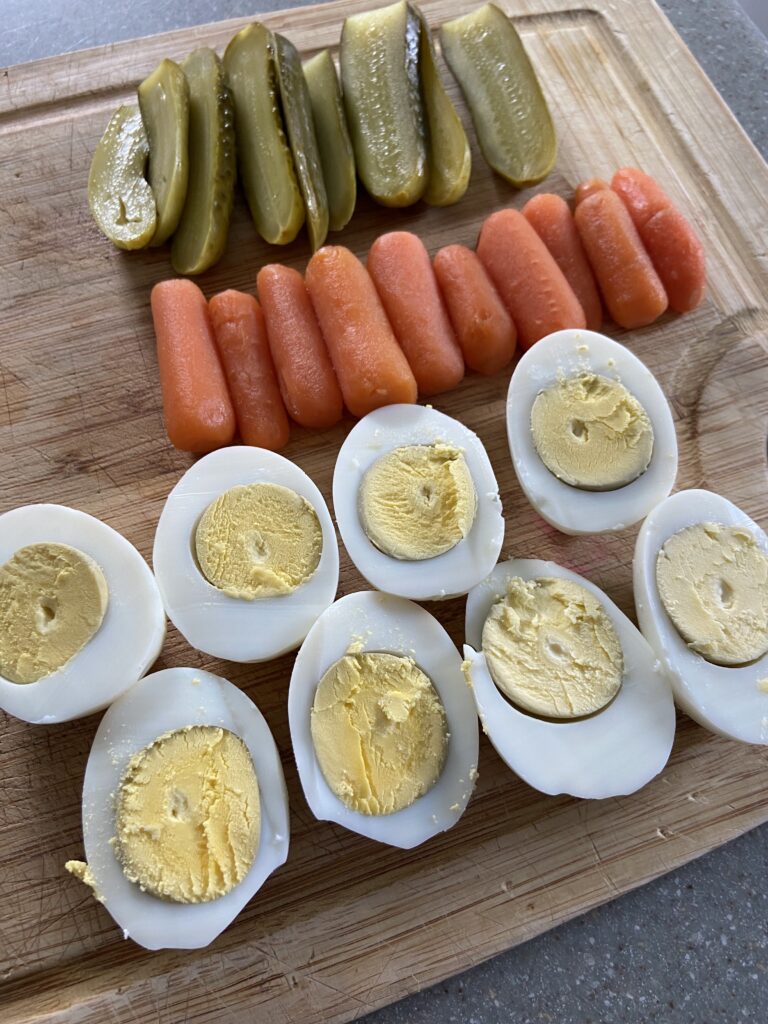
(3, 2, 768, 1021)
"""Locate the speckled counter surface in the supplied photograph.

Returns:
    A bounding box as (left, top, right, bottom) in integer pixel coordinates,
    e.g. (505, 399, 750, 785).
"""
(4, 2, 768, 1021)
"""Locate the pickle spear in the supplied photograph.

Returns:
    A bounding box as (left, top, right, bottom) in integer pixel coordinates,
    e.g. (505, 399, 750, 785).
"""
(138, 58, 190, 247)
(341, 0, 427, 207)
(88, 105, 156, 250)
(409, 4, 470, 207)
(171, 48, 235, 275)
(274, 34, 329, 252)
(303, 50, 356, 232)
(224, 23, 304, 246)
(440, 3, 556, 188)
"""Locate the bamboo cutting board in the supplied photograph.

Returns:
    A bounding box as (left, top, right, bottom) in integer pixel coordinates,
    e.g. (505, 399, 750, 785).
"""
(2, 0, 768, 1021)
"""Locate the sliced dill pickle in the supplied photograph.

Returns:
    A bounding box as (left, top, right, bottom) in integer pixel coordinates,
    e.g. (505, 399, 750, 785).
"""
(138, 58, 190, 247)
(440, 3, 557, 188)
(303, 50, 356, 233)
(171, 48, 235, 275)
(409, 3, 471, 207)
(341, 0, 427, 207)
(224, 23, 304, 246)
(274, 34, 329, 252)
(88, 105, 156, 250)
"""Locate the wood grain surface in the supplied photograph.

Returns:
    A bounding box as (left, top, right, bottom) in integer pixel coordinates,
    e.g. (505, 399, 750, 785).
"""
(2, 0, 768, 1021)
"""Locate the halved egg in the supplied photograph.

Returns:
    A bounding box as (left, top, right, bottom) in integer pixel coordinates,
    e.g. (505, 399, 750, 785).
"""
(634, 489, 768, 744)
(0, 504, 165, 724)
(464, 559, 676, 798)
(153, 446, 339, 661)
(333, 404, 504, 600)
(288, 590, 479, 847)
(507, 329, 678, 534)
(69, 667, 289, 950)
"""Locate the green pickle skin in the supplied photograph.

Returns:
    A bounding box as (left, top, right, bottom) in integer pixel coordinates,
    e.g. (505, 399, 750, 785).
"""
(170, 48, 236, 276)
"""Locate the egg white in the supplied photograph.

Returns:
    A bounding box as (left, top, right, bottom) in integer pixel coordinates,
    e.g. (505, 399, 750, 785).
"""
(288, 590, 479, 847)
(507, 329, 678, 535)
(464, 559, 676, 798)
(78, 666, 290, 950)
(634, 489, 768, 744)
(0, 504, 165, 724)
(333, 405, 504, 600)
(153, 446, 339, 661)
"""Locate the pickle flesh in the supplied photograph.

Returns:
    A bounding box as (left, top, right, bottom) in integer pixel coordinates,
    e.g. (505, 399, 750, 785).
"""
(440, 3, 556, 188)
(138, 58, 190, 247)
(224, 23, 304, 246)
(303, 50, 356, 232)
(88, 105, 156, 250)
(274, 34, 329, 252)
(171, 48, 235, 275)
(341, 0, 427, 207)
(410, 3, 471, 206)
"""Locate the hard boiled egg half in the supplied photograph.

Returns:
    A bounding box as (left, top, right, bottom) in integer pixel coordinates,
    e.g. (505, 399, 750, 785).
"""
(153, 446, 339, 661)
(507, 329, 678, 534)
(464, 559, 676, 798)
(288, 591, 479, 847)
(67, 667, 289, 950)
(333, 404, 504, 600)
(634, 489, 768, 744)
(0, 504, 165, 724)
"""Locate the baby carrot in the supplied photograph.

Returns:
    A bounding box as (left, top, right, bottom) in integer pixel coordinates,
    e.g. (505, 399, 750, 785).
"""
(574, 178, 608, 206)
(610, 167, 670, 228)
(257, 264, 344, 429)
(433, 244, 516, 375)
(640, 207, 706, 313)
(367, 232, 465, 396)
(574, 189, 668, 329)
(305, 246, 418, 417)
(476, 208, 586, 349)
(522, 193, 603, 331)
(150, 278, 236, 453)
(208, 289, 290, 451)
(611, 168, 705, 312)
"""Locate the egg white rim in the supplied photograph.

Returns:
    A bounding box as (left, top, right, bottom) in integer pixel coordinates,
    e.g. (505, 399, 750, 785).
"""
(80, 667, 290, 951)
(506, 329, 678, 535)
(464, 558, 676, 798)
(288, 590, 479, 847)
(152, 447, 339, 661)
(634, 489, 768, 744)
(0, 504, 165, 724)
(332, 405, 504, 599)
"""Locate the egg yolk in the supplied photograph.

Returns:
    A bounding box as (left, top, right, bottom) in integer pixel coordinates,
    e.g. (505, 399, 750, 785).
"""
(195, 482, 322, 599)
(530, 372, 654, 491)
(113, 726, 261, 903)
(656, 522, 768, 665)
(482, 576, 624, 719)
(0, 542, 108, 683)
(310, 652, 448, 815)
(358, 443, 477, 560)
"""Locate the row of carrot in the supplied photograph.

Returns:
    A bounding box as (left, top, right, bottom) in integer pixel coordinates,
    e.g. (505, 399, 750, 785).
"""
(150, 166, 705, 453)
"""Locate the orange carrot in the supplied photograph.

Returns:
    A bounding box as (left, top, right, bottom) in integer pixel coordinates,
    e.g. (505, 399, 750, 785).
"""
(574, 178, 609, 207)
(151, 279, 236, 453)
(522, 193, 603, 332)
(433, 244, 516, 375)
(305, 246, 418, 416)
(367, 232, 464, 396)
(208, 289, 290, 451)
(574, 189, 668, 329)
(611, 168, 705, 313)
(610, 167, 670, 228)
(476, 208, 586, 349)
(639, 206, 706, 313)
(257, 264, 343, 429)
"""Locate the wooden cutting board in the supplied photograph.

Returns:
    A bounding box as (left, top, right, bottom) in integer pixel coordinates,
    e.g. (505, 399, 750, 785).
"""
(2, 0, 768, 1020)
